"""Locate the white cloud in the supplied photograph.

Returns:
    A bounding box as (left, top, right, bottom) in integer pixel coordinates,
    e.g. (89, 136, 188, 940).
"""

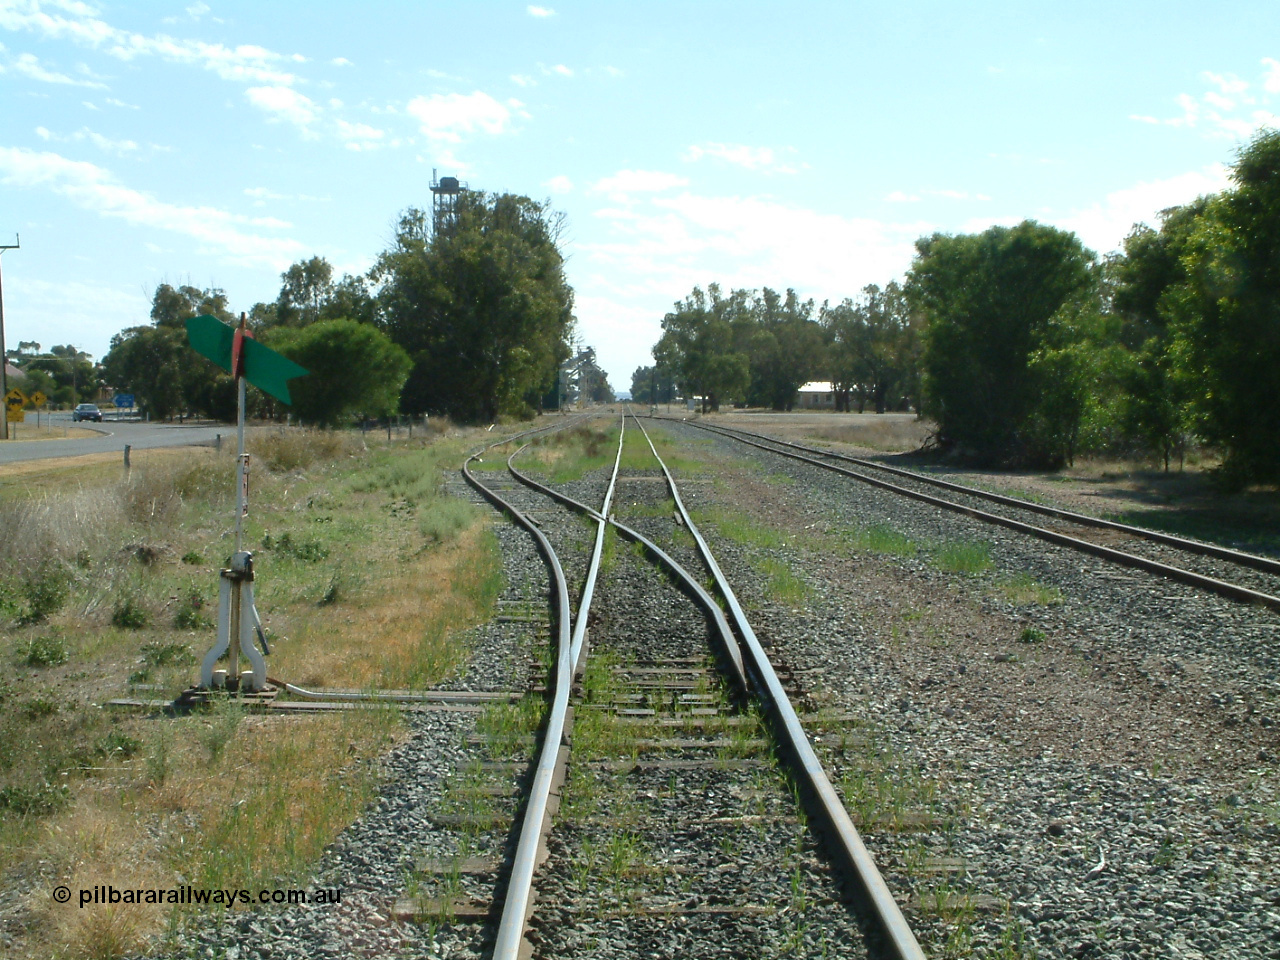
(28, 124, 139, 154)
(82, 128, 137, 154)
(330, 56, 352, 67)
(683, 142, 804, 174)
(1204, 70, 1249, 96)
(884, 190, 920, 203)
(11, 51, 106, 87)
(1263, 58, 1280, 94)
(551, 63, 572, 77)
(581, 184, 924, 313)
(186, 2, 210, 20)
(245, 84, 318, 132)
(604, 65, 623, 78)
(1057, 165, 1231, 255)
(510, 73, 534, 87)
(527, 5, 556, 17)
(543, 174, 573, 194)
(591, 169, 689, 199)
(0, 1, 302, 86)
(335, 118, 385, 150)
(1139, 59, 1280, 139)
(105, 96, 138, 109)
(0, 145, 305, 268)
(406, 91, 520, 143)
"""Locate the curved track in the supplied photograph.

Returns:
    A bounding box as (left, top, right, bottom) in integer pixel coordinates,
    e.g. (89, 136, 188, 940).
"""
(463, 414, 925, 960)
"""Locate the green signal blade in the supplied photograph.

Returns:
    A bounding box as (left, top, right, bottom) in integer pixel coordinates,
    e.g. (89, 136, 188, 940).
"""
(243, 336, 309, 405)
(185, 314, 308, 405)
(186, 314, 234, 372)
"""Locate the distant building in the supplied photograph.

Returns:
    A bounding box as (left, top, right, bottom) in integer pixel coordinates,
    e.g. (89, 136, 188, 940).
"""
(795, 381, 836, 409)
(4, 362, 26, 386)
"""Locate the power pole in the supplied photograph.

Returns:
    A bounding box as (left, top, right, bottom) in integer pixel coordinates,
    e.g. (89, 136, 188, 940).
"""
(0, 235, 20, 441)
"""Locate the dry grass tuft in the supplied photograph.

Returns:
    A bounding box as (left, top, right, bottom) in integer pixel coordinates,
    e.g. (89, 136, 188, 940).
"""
(247, 428, 364, 473)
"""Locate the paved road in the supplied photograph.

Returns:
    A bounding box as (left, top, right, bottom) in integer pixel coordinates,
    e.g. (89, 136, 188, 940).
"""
(0, 414, 231, 466)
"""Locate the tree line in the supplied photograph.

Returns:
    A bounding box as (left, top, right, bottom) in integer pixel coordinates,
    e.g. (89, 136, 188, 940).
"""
(100, 189, 585, 427)
(644, 129, 1280, 486)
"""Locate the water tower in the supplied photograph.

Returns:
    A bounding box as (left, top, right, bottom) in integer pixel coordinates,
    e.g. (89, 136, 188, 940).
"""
(430, 169, 467, 236)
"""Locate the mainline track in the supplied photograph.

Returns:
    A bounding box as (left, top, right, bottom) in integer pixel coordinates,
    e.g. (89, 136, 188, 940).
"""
(463, 414, 925, 960)
(670, 417, 1280, 614)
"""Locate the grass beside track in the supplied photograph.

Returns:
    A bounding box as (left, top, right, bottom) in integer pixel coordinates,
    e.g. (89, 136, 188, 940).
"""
(0, 425, 503, 960)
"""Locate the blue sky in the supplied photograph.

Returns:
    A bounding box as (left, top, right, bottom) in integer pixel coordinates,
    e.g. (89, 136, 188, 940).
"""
(2, 1, 1275, 389)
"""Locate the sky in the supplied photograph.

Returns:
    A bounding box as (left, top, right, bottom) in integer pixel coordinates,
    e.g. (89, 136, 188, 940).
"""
(2, 1, 1277, 391)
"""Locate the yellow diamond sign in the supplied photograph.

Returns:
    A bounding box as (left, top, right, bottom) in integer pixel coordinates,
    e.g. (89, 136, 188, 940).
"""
(29, 390, 46, 408)
(4, 387, 26, 411)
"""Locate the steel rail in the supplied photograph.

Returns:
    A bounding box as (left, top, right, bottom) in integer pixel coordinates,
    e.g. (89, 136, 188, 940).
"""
(690, 419, 1280, 578)
(463, 425, 576, 960)
(628, 412, 926, 960)
(505, 436, 750, 694)
(670, 417, 1280, 614)
(481, 413, 633, 960)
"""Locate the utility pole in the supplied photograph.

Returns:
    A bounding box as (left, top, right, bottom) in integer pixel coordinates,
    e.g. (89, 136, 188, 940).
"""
(0, 235, 20, 441)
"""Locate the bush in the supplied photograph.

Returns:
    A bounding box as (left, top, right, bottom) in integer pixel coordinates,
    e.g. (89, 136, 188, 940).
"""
(17, 563, 70, 626)
(111, 597, 149, 629)
(173, 591, 211, 630)
(22, 634, 69, 667)
(0, 782, 70, 815)
(262, 531, 329, 562)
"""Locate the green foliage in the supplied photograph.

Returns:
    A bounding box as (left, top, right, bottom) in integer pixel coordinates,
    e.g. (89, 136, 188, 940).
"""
(374, 193, 574, 422)
(21, 633, 69, 667)
(907, 221, 1097, 467)
(0, 781, 70, 816)
(266, 318, 411, 426)
(138, 641, 195, 668)
(1109, 201, 1208, 468)
(173, 590, 212, 629)
(823, 282, 923, 413)
(110, 596, 149, 629)
(261, 531, 330, 562)
(629, 363, 678, 405)
(654, 284, 752, 411)
(931, 540, 993, 574)
(1171, 130, 1280, 485)
(17, 563, 70, 626)
(101, 283, 238, 421)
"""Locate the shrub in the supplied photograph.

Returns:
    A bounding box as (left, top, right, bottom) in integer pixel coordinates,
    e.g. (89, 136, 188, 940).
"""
(22, 633, 69, 667)
(0, 782, 70, 815)
(139, 641, 194, 667)
(111, 597, 149, 629)
(262, 532, 329, 562)
(17, 563, 70, 625)
(174, 591, 212, 630)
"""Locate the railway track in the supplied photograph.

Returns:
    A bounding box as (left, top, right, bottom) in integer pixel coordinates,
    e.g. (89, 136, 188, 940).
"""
(668, 417, 1280, 614)
(461, 414, 924, 959)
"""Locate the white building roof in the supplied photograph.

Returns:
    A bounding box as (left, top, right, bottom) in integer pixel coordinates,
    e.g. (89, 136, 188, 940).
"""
(797, 381, 834, 393)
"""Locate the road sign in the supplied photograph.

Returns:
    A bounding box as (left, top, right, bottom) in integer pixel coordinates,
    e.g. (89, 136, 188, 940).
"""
(4, 387, 26, 410)
(6, 408, 23, 422)
(29, 391, 46, 408)
(113, 393, 134, 408)
(185, 315, 308, 404)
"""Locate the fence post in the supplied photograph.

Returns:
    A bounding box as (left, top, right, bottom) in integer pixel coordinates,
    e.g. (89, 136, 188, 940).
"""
(123, 444, 131, 470)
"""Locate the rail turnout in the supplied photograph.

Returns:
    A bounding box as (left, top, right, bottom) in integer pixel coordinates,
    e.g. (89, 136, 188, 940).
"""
(462, 413, 925, 959)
